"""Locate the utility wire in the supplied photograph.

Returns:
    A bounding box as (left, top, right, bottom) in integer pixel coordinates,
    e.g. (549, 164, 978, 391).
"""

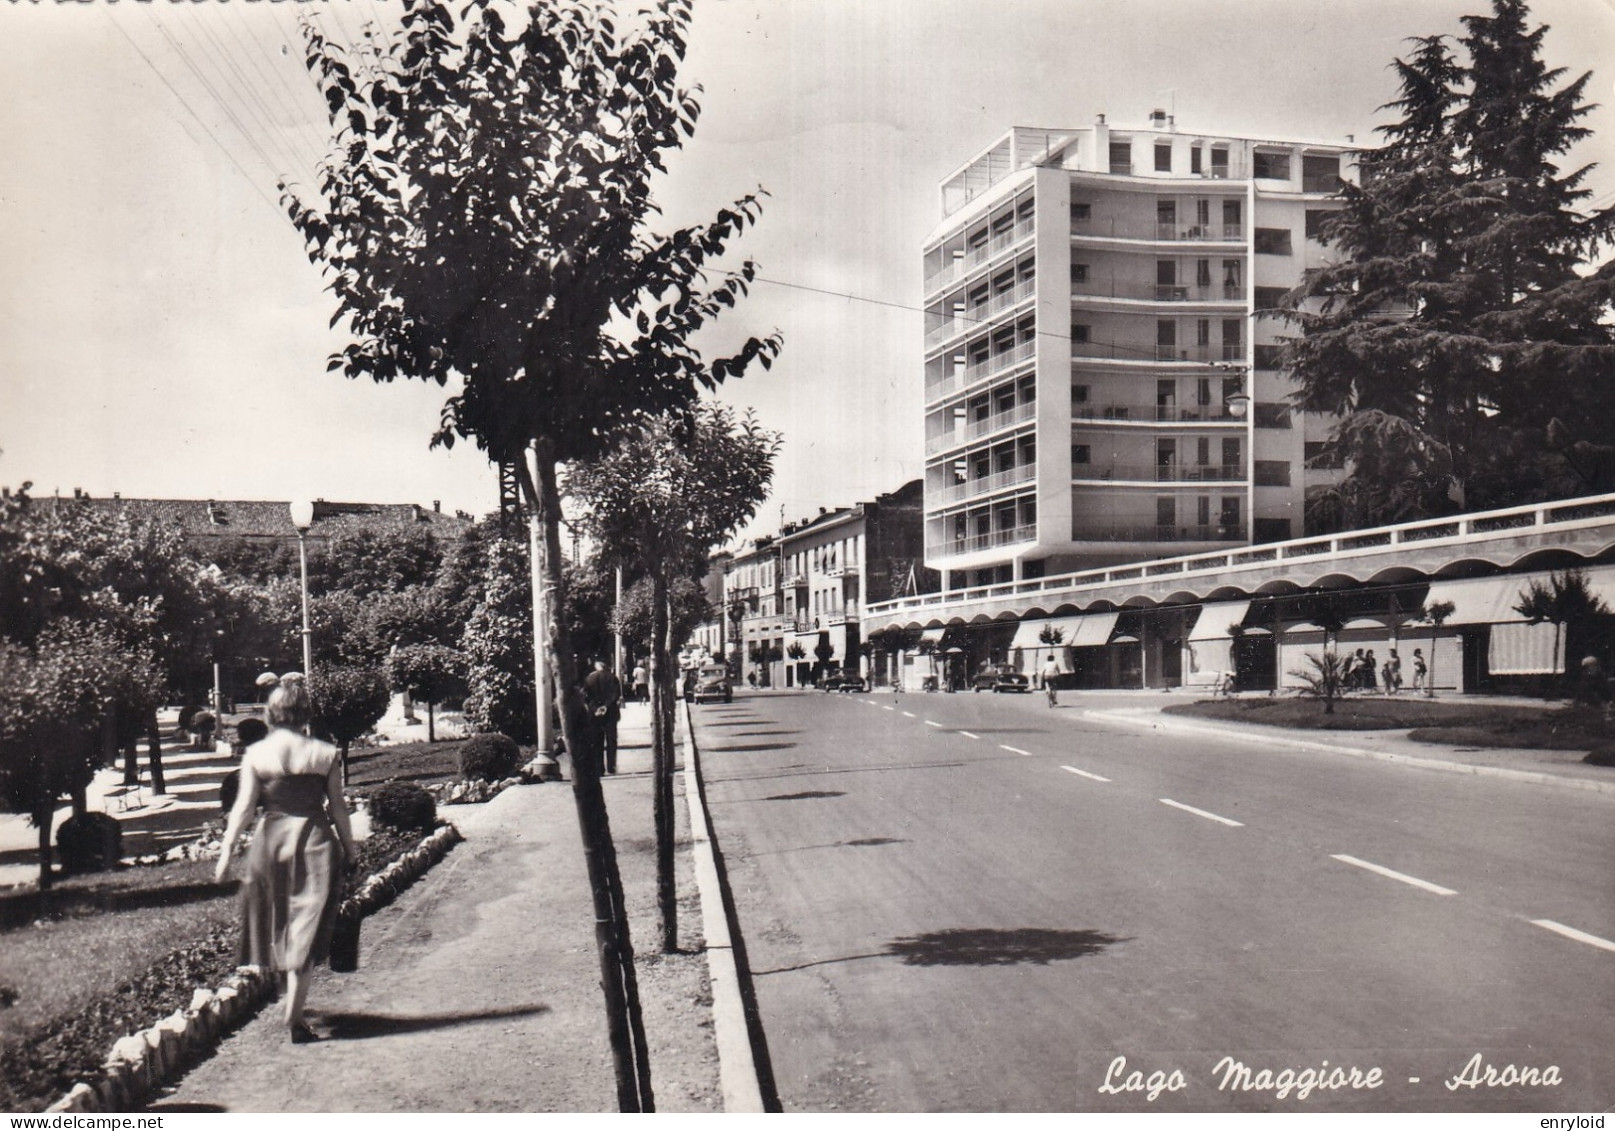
(189, 11, 316, 188)
(108, 12, 281, 217)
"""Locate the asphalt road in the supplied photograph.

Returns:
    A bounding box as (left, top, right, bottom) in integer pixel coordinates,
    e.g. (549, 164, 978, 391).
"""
(692, 688, 1615, 1113)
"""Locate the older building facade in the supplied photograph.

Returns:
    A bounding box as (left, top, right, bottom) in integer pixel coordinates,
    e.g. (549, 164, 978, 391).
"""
(923, 113, 1355, 591)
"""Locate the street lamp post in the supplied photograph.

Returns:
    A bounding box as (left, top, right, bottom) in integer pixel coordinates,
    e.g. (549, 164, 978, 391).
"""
(289, 500, 315, 674)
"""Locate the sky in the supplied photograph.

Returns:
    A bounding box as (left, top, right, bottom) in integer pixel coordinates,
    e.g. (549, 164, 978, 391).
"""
(2, 0, 1613, 543)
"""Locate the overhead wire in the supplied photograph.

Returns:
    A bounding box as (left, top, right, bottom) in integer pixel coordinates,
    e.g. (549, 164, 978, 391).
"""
(186, 10, 316, 187)
(218, 8, 331, 180)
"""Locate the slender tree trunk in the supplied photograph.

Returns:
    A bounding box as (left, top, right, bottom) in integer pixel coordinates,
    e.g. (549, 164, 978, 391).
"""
(146, 717, 166, 795)
(527, 445, 654, 1112)
(650, 569, 677, 953)
(427, 701, 436, 744)
(122, 741, 139, 786)
(34, 799, 54, 890)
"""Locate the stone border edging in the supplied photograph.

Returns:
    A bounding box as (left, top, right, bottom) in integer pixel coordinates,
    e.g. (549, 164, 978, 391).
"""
(42, 822, 465, 1114)
(1082, 708, 1615, 796)
(679, 702, 769, 1114)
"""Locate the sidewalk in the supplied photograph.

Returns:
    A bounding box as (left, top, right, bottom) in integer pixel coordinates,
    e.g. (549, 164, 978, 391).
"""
(147, 702, 716, 1113)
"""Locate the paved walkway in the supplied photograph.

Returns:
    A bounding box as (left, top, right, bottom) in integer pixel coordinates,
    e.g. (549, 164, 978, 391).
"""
(150, 704, 661, 1113)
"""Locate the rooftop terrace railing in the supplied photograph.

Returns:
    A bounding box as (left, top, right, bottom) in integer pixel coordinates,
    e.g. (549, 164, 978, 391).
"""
(868, 491, 1615, 618)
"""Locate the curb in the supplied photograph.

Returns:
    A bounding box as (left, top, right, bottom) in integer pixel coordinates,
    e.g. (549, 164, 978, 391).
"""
(679, 702, 771, 1114)
(1081, 709, 1615, 797)
(42, 822, 464, 1114)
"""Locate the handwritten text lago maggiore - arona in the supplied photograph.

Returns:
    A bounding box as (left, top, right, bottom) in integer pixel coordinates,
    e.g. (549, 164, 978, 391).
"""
(1096, 1053, 1564, 1103)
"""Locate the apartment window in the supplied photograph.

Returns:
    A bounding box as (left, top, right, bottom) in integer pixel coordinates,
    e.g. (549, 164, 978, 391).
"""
(993, 385, 1016, 415)
(1019, 498, 1037, 528)
(1154, 141, 1172, 172)
(1253, 151, 1291, 180)
(1196, 436, 1211, 465)
(1157, 496, 1176, 527)
(1191, 146, 1203, 175)
(1197, 496, 1212, 527)
(1157, 320, 1177, 357)
(1070, 323, 1090, 343)
(1071, 444, 1091, 465)
(1254, 343, 1285, 370)
(1196, 259, 1212, 288)
(1222, 437, 1242, 470)
(1157, 199, 1177, 228)
(1254, 403, 1293, 429)
(1220, 496, 1242, 530)
(1070, 262, 1089, 283)
(1222, 199, 1241, 228)
(1196, 377, 1212, 406)
(1210, 147, 1230, 177)
(1222, 260, 1241, 292)
(1302, 154, 1342, 192)
(1157, 260, 1177, 286)
(1071, 383, 1090, 405)
(1222, 319, 1243, 358)
(1305, 441, 1345, 469)
(1254, 460, 1292, 487)
(1254, 286, 1288, 311)
(1070, 202, 1091, 224)
(1254, 228, 1293, 255)
(1109, 139, 1132, 174)
(1253, 517, 1293, 543)
(1305, 209, 1335, 240)
(1196, 318, 1211, 347)
(1018, 435, 1036, 464)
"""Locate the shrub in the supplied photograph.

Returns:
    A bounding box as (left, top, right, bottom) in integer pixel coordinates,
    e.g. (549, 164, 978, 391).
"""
(56, 812, 123, 873)
(458, 733, 522, 782)
(367, 781, 437, 834)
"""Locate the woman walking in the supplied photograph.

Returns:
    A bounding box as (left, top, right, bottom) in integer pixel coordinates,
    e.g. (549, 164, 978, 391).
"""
(215, 674, 357, 1043)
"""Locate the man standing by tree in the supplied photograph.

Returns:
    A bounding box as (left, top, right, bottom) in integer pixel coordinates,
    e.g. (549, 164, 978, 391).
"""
(583, 659, 624, 776)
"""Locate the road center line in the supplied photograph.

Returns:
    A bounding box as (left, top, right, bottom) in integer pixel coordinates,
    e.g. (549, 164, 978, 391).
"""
(999, 744, 1032, 756)
(923, 719, 943, 728)
(1330, 854, 1456, 896)
(882, 705, 895, 711)
(1530, 919, 1615, 954)
(959, 731, 980, 740)
(1061, 765, 1111, 782)
(1159, 798, 1243, 827)
(901, 711, 917, 718)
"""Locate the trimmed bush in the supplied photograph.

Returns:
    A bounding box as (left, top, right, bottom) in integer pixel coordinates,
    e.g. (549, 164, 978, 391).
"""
(458, 733, 521, 782)
(56, 812, 123, 873)
(367, 782, 437, 834)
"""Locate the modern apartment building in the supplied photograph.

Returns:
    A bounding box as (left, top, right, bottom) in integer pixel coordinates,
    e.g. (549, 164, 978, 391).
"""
(922, 112, 1356, 590)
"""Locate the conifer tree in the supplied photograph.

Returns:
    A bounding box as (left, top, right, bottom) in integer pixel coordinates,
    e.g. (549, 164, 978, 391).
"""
(1285, 0, 1615, 528)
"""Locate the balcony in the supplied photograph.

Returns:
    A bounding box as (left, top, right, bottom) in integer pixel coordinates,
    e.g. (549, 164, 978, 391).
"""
(824, 565, 860, 579)
(1071, 280, 1243, 304)
(1069, 523, 1244, 543)
(1073, 462, 1246, 484)
(827, 607, 860, 626)
(927, 523, 1038, 558)
(1072, 402, 1243, 424)
(1072, 219, 1244, 243)
(925, 400, 1035, 454)
(924, 280, 1034, 348)
(925, 339, 1036, 402)
(1302, 174, 1342, 193)
(931, 463, 1036, 505)
(783, 572, 807, 588)
(924, 219, 1035, 294)
(1070, 341, 1240, 365)
(1153, 344, 1244, 363)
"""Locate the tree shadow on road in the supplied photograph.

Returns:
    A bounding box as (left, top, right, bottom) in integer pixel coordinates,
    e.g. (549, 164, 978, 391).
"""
(712, 742, 799, 753)
(758, 927, 1126, 976)
(760, 790, 845, 801)
(315, 1002, 550, 1041)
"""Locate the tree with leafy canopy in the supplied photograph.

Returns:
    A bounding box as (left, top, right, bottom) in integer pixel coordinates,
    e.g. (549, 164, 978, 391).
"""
(285, 2, 780, 1103)
(1512, 569, 1611, 696)
(460, 535, 538, 744)
(308, 664, 391, 783)
(1282, 0, 1615, 530)
(385, 642, 468, 742)
(568, 403, 779, 952)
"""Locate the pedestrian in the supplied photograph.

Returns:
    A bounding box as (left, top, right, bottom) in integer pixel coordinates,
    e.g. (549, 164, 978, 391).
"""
(583, 658, 624, 775)
(631, 661, 648, 704)
(1386, 649, 1402, 694)
(1362, 649, 1378, 692)
(214, 674, 357, 1044)
(220, 717, 269, 815)
(1411, 648, 1427, 692)
(1350, 649, 1367, 691)
(1041, 654, 1062, 708)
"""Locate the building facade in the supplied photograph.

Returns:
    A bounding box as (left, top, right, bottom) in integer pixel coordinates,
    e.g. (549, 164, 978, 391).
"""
(922, 113, 1355, 591)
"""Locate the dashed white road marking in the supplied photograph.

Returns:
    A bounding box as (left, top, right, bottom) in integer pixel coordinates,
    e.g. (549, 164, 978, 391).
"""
(1531, 919, 1615, 954)
(882, 705, 895, 711)
(1159, 798, 1243, 827)
(1061, 765, 1111, 782)
(999, 744, 1032, 757)
(1330, 854, 1455, 896)
(959, 731, 980, 740)
(923, 719, 944, 728)
(901, 711, 917, 718)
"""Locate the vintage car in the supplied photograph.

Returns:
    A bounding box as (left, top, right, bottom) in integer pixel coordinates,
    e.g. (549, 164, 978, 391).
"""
(821, 671, 867, 693)
(691, 663, 733, 704)
(972, 666, 1031, 693)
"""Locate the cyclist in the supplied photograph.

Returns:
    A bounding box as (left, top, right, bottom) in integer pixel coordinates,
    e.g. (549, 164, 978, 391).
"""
(1041, 654, 1062, 707)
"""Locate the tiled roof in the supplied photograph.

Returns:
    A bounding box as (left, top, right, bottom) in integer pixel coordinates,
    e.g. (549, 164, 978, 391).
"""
(20, 493, 477, 543)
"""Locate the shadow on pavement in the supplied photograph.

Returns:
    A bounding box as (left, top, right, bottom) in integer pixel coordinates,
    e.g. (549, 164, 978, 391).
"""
(1, 878, 232, 932)
(889, 927, 1129, 966)
(709, 742, 799, 753)
(315, 1002, 550, 1041)
(760, 790, 846, 801)
(709, 760, 973, 787)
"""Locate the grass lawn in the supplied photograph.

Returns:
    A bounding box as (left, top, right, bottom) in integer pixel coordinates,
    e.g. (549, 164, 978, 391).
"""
(343, 737, 469, 797)
(1166, 695, 1614, 753)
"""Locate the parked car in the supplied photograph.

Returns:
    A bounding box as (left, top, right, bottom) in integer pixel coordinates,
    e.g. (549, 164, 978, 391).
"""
(692, 663, 733, 704)
(822, 672, 867, 693)
(972, 666, 1030, 693)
